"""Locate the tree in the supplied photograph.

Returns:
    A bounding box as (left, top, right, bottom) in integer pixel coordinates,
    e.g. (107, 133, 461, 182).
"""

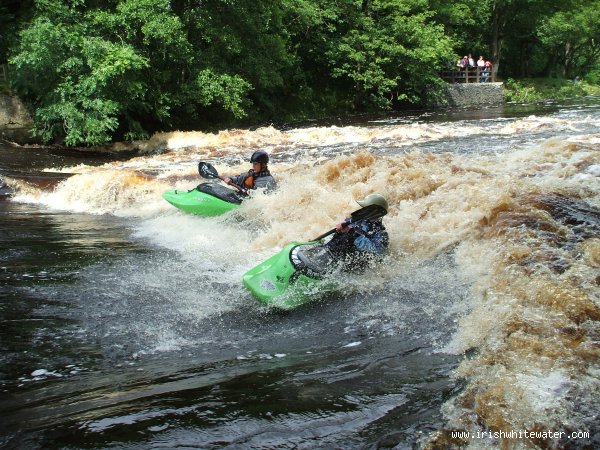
(479, 0, 541, 79)
(478, 0, 596, 79)
(316, 0, 455, 109)
(10, 0, 255, 145)
(11, 0, 596, 147)
(0, 0, 34, 63)
(428, 0, 489, 59)
(536, 1, 600, 78)
(180, 0, 295, 121)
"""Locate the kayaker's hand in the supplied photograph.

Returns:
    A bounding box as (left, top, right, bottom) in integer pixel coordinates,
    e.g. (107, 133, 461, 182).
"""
(335, 221, 352, 233)
(222, 176, 232, 184)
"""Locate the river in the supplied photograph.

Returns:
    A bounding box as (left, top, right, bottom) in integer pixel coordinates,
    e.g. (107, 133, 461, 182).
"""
(1, 99, 599, 449)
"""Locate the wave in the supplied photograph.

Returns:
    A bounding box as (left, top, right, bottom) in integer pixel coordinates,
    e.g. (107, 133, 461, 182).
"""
(4, 111, 600, 447)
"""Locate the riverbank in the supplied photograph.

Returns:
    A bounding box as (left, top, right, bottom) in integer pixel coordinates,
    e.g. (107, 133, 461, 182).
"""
(503, 78, 600, 103)
(2, 78, 599, 149)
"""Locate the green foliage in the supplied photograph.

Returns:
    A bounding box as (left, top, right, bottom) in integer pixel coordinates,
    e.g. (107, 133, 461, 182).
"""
(429, 0, 489, 54)
(504, 78, 544, 103)
(321, 0, 455, 109)
(0, 1, 34, 62)
(10, 0, 170, 145)
(504, 77, 594, 103)
(181, 0, 296, 120)
(10, 0, 292, 144)
(195, 69, 252, 119)
(4, 0, 600, 145)
(478, 0, 600, 80)
(586, 59, 600, 84)
(536, 1, 600, 78)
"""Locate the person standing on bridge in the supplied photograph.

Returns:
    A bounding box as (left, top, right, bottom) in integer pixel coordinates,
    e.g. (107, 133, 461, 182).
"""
(481, 60, 493, 82)
(477, 56, 485, 81)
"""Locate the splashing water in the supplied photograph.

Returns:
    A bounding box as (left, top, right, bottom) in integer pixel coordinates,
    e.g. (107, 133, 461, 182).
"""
(2, 100, 599, 448)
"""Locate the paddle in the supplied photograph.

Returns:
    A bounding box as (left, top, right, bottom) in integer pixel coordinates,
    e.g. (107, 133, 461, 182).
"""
(313, 204, 387, 241)
(198, 161, 247, 194)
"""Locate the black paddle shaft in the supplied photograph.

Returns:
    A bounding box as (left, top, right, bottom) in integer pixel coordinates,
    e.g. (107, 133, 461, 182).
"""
(313, 204, 387, 241)
(198, 161, 248, 194)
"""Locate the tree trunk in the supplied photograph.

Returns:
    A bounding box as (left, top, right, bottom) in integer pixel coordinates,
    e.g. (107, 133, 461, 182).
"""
(491, 0, 503, 80)
(362, 0, 370, 14)
(563, 42, 572, 77)
(521, 42, 531, 77)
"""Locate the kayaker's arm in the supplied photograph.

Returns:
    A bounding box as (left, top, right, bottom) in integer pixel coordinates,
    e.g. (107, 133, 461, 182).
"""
(221, 174, 248, 195)
(335, 216, 363, 233)
(313, 205, 387, 242)
(198, 162, 248, 195)
(354, 233, 388, 254)
(352, 220, 389, 255)
(333, 218, 389, 254)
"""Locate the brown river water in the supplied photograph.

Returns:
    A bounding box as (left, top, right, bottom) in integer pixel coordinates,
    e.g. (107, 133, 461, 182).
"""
(1, 99, 599, 449)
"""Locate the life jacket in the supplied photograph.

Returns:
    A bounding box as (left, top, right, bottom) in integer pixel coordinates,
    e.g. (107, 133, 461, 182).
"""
(243, 168, 272, 189)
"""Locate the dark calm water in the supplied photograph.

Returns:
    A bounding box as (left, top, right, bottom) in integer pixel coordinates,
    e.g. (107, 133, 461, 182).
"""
(1, 98, 599, 449)
(0, 197, 464, 449)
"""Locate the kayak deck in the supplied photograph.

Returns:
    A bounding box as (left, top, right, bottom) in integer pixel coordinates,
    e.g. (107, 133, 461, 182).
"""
(163, 183, 242, 216)
(242, 242, 337, 310)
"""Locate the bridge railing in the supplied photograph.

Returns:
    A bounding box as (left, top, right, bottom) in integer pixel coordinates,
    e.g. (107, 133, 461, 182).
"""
(441, 67, 495, 83)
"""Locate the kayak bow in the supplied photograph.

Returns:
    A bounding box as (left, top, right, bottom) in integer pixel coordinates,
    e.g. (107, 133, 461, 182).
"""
(242, 241, 339, 310)
(163, 182, 243, 216)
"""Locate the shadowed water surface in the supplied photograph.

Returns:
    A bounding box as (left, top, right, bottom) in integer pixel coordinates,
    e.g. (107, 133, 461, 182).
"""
(1, 98, 599, 449)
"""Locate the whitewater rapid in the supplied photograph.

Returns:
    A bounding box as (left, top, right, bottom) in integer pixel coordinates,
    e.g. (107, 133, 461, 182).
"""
(4, 102, 600, 448)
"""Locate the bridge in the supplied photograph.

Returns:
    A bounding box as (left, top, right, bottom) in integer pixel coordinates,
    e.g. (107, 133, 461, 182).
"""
(441, 67, 496, 83)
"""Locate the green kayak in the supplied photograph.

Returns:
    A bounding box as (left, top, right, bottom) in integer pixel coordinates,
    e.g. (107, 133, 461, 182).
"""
(163, 182, 243, 216)
(242, 241, 339, 310)
(242, 204, 389, 310)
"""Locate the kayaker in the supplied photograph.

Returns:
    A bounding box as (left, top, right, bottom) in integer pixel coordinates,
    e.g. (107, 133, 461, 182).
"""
(222, 150, 277, 193)
(326, 193, 389, 271)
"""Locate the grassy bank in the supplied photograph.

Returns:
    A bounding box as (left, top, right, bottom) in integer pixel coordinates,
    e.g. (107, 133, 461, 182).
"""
(503, 77, 600, 103)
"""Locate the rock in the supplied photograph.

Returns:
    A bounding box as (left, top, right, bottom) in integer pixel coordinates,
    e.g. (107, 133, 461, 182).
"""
(0, 93, 39, 145)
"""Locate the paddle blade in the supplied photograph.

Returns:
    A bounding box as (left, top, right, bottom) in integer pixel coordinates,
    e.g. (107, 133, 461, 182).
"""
(350, 204, 387, 222)
(312, 205, 387, 241)
(198, 162, 219, 179)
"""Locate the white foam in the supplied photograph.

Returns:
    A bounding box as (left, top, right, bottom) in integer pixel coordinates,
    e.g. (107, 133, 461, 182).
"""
(587, 164, 600, 176)
(516, 371, 571, 411)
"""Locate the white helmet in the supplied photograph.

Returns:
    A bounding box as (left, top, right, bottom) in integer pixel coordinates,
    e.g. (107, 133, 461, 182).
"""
(357, 193, 388, 213)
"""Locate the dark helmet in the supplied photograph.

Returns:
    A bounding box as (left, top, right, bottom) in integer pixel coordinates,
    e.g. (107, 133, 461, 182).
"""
(250, 150, 269, 165)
